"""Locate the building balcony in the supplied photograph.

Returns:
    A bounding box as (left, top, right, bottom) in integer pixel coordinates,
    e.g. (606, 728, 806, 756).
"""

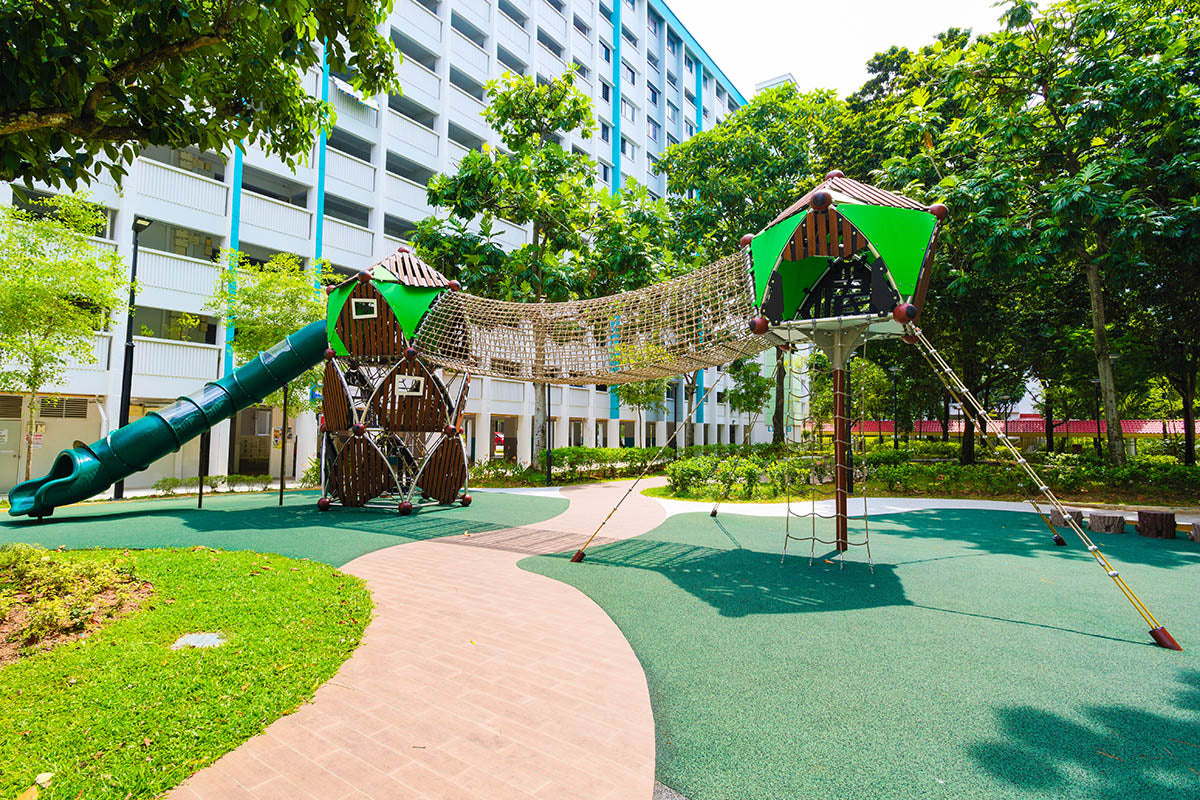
(456, 0, 491, 30)
(387, 111, 439, 163)
(450, 31, 490, 80)
(448, 141, 471, 169)
(49, 333, 113, 396)
(383, 233, 412, 253)
(490, 379, 526, 405)
(397, 58, 441, 111)
(572, 27, 593, 60)
(131, 337, 223, 399)
(330, 82, 379, 140)
(322, 216, 374, 266)
(239, 189, 312, 255)
(241, 139, 316, 185)
(134, 158, 229, 231)
(568, 386, 590, 409)
(384, 173, 433, 222)
(403, 0, 443, 51)
(449, 87, 489, 138)
(535, 42, 565, 79)
(498, 12, 530, 55)
(541, 5, 568, 42)
(494, 219, 530, 251)
(137, 248, 221, 315)
(326, 148, 376, 206)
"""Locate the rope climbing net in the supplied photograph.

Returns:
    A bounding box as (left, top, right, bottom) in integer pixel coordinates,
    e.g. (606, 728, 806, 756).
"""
(413, 251, 768, 384)
(780, 344, 874, 570)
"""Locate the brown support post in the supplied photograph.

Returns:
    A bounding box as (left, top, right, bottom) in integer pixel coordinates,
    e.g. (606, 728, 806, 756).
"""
(279, 384, 288, 506)
(833, 366, 849, 552)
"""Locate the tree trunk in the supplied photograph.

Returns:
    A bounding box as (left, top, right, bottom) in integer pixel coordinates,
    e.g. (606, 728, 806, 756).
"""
(960, 414, 976, 465)
(1044, 392, 1055, 454)
(941, 393, 950, 442)
(1168, 370, 1197, 467)
(23, 390, 38, 481)
(685, 379, 696, 448)
(1083, 261, 1125, 465)
(772, 347, 785, 445)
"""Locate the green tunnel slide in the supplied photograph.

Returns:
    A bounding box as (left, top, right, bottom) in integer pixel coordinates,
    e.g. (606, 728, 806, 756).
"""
(7, 321, 328, 519)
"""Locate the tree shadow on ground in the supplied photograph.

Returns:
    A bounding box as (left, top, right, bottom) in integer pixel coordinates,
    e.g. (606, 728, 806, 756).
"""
(869, 508, 1200, 570)
(970, 668, 1200, 800)
(558, 537, 910, 617)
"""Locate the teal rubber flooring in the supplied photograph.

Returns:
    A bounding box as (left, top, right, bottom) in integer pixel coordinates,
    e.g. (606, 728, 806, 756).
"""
(1, 489, 567, 567)
(521, 508, 1200, 800)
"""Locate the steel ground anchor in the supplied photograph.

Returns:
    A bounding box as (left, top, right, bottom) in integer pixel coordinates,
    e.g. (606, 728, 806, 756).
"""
(1150, 626, 1182, 651)
(569, 550, 586, 563)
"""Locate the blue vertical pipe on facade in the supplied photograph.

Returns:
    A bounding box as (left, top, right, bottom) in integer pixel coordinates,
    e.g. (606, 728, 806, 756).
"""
(695, 61, 704, 132)
(224, 146, 244, 377)
(313, 47, 331, 260)
(609, 1, 622, 191)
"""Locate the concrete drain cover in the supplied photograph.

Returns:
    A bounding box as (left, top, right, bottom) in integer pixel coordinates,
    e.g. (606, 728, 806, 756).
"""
(170, 632, 225, 650)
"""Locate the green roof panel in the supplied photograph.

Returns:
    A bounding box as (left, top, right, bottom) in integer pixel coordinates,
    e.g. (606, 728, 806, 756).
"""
(750, 211, 806, 307)
(836, 203, 936, 296)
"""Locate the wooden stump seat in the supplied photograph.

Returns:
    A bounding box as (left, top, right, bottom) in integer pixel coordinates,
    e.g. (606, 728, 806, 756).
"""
(1137, 510, 1177, 539)
(1050, 508, 1084, 527)
(1088, 513, 1127, 534)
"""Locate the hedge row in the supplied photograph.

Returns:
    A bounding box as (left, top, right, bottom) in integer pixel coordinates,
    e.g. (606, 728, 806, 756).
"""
(151, 474, 275, 494)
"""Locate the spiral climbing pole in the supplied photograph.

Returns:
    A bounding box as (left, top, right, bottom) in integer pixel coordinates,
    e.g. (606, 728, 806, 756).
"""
(911, 326, 1181, 651)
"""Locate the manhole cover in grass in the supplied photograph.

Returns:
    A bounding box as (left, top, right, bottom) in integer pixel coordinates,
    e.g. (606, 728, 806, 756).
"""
(170, 633, 225, 650)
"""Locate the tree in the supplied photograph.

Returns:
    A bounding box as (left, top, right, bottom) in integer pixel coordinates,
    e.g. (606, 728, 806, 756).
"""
(0, 0, 399, 188)
(207, 251, 333, 498)
(725, 358, 773, 422)
(924, 0, 1200, 465)
(656, 84, 850, 440)
(0, 193, 128, 479)
(418, 70, 680, 465)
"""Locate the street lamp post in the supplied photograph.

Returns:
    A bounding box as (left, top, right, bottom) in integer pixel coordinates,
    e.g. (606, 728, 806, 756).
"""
(113, 216, 153, 501)
(888, 366, 901, 449)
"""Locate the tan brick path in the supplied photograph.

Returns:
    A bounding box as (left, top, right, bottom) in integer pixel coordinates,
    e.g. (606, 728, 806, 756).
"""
(168, 479, 666, 799)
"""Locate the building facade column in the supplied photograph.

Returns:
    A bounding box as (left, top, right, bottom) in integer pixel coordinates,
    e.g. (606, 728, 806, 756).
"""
(607, 418, 621, 449)
(474, 409, 491, 464)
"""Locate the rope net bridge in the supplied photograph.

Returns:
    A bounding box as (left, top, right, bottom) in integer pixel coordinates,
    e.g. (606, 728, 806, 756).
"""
(320, 172, 1178, 651)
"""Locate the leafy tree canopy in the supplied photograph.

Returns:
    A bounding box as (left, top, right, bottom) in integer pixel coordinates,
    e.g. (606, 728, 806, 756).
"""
(0, 0, 399, 189)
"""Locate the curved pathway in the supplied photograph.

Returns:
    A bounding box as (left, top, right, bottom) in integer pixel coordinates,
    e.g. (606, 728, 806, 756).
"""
(169, 479, 665, 800)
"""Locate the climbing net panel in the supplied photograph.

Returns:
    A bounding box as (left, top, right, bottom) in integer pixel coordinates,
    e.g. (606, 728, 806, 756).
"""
(413, 251, 768, 384)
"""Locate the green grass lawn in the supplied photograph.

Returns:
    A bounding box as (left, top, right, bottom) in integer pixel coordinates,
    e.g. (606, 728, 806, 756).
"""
(0, 489, 569, 567)
(0, 489, 567, 798)
(0, 547, 370, 799)
(521, 508, 1200, 800)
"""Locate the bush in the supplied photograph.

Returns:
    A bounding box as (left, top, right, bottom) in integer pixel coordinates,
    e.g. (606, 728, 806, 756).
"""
(300, 456, 321, 488)
(665, 456, 716, 493)
(152, 476, 183, 495)
(863, 448, 911, 466)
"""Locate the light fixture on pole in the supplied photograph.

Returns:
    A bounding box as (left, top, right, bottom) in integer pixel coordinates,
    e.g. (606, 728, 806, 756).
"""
(113, 216, 153, 501)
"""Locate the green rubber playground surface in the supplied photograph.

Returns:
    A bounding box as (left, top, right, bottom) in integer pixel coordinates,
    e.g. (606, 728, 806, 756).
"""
(0, 489, 567, 566)
(521, 509, 1200, 800)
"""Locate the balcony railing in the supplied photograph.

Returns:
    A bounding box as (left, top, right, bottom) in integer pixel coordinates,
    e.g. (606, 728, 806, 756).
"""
(451, 31, 489, 77)
(448, 141, 470, 168)
(132, 337, 222, 393)
(327, 148, 376, 193)
(456, 0, 491, 29)
(541, 3, 569, 41)
(331, 82, 379, 130)
(65, 333, 112, 374)
(404, 0, 443, 46)
(241, 190, 312, 241)
(138, 248, 220, 307)
(498, 12, 530, 53)
(323, 216, 374, 258)
(388, 111, 439, 159)
(135, 158, 228, 217)
(398, 58, 441, 109)
(385, 173, 432, 219)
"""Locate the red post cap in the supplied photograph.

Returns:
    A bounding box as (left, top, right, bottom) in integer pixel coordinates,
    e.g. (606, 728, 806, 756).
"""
(460, 494, 472, 507)
(448, 279, 462, 292)
(748, 317, 770, 335)
(811, 190, 832, 212)
(893, 303, 919, 324)
(826, 169, 845, 180)
(739, 233, 754, 247)
(356, 270, 372, 284)
(317, 496, 331, 511)
(929, 203, 949, 221)
(399, 501, 413, 516)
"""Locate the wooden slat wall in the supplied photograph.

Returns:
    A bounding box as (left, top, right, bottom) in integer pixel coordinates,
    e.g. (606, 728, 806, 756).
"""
(335, 283, 407, 357)
(379, 250, 451, 288)
(333, 435, 392, 506)
(785, 209, 871, 261)
(322, 361, 354, 431)
(371, 359, 450, 432)
(416, 436, 467, 504)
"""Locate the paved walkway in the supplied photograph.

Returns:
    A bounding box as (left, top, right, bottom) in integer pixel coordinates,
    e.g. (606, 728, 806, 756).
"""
(169, 480, 665, 800)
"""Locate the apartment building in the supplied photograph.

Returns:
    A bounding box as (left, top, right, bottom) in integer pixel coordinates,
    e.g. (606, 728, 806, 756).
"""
(0, 0, 775, 495)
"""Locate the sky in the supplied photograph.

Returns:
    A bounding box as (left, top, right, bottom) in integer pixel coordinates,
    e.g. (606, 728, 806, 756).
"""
(670, 0, 1007, 100)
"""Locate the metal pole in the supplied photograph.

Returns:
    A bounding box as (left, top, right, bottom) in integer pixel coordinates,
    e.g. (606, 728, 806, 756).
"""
(545, 383, 552, 485)
(198, 430, 210, 509)
(279, 383, 288, 505)
(113, 225, 143, 501)
(833, 365, 848, 552)
(892, 372, 899, 450)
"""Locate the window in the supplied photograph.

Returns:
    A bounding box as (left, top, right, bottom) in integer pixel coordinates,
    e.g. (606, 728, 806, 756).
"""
(600, 122, 610, 142)
(545, 0, 564, 12)
(648, 15, 659, 35)
(351, 298, 378, 319)
(573, 58, 590, 80)
(621, 61, 636, 85)
(620, 136, 634, 157)
(573, 15, 590, 35)
(667, 37, 679, 55)
(684, 56, 694, 74)
(704, 107, 711, 121)
(648, 119, 660, 142)
(703, 74, 710, 89)
(601, 82, 611, 102)
(667, 103, 678, 122)
(600, 162, 611, 182)
(667, 134, 679, 146)
(648, 84, 660, 106)
(621, 97, 636, 122)
(621, 25, 637, 48)
(623, 0, 635, 9)
(601, 41, 612, 63)
(685, 121, 695, 136)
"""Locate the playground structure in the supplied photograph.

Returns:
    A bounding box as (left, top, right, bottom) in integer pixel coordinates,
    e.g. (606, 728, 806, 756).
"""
(5, 173, 1179, 650)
